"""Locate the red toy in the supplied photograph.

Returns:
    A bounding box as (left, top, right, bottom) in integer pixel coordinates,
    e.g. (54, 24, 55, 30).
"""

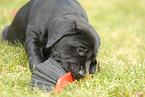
(54, 72, 88, 94)
(54, 72, 74, 94)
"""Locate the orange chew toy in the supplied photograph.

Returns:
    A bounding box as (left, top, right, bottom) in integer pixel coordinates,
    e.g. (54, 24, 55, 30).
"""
(54, 72, 88, 94)
(54, 72, 74, 94)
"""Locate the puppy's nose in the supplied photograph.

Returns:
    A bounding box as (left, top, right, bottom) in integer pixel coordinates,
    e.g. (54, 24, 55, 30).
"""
(78, 70, 86, 78)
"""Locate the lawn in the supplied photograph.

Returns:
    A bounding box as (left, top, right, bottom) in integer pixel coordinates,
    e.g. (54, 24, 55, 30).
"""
(0, 0, 145, 97)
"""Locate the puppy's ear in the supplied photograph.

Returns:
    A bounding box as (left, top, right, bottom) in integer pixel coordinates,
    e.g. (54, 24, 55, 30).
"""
(74, 18, 100, 52)
(46, 15, 77, 48)
(89, 59, 100, 74)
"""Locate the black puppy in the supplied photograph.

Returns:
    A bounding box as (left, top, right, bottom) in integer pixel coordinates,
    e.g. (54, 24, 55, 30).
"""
(2, 0, 100, 80)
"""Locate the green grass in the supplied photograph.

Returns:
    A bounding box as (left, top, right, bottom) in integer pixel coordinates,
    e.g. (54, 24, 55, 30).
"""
(0, 0, 145, 96)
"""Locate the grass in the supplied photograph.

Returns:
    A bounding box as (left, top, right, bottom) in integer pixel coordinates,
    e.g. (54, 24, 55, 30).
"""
(0, 0, 145, 96)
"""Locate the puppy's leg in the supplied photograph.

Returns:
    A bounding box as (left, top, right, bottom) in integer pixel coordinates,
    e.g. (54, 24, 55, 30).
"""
(89, 59, 100, 74)
(1, 24, 26, 45)
(25, 25, 44, 70)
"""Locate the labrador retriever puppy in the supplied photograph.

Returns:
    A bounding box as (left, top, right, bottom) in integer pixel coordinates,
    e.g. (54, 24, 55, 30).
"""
(2, 0, 100, 80)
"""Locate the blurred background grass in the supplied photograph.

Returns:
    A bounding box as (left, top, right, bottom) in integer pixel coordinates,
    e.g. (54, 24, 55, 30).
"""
(0, 0, 145, 97)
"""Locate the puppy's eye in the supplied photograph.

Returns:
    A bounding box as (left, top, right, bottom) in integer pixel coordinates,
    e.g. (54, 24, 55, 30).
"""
(76, 47, 88, 56)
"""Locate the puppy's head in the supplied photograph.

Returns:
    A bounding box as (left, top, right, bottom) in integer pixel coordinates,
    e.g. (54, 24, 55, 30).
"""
(46, 15, 100, 80)
(50, 34, 98, 80)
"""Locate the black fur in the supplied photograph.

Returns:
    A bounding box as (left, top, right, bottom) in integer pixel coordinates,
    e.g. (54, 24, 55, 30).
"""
(2, 0, 100, 80)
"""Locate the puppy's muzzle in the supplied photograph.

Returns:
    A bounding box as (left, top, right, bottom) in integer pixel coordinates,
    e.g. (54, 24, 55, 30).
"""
(78, 60, 91, 78)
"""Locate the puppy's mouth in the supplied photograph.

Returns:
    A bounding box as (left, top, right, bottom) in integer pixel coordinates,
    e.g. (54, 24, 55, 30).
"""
(59, 60, 87, 80)
(69, 63, 86, 80)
